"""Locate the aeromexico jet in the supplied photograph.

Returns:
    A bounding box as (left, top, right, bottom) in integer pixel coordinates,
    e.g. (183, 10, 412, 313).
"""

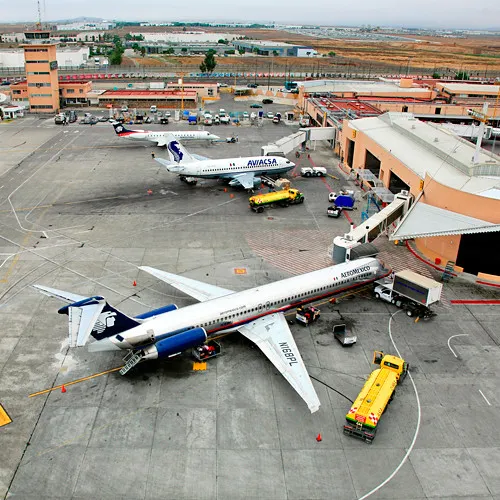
(154, 136, 294, 189)
(111, 121, 220, 146)
(33, 257, 389, 413)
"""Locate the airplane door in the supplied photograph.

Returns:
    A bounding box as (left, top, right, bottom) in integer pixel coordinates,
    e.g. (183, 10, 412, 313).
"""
(265, 301, 271, 310)
(257, 303, 263, 312)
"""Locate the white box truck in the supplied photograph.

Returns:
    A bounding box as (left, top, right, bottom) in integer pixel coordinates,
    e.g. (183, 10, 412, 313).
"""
(374, 270, 443, 318)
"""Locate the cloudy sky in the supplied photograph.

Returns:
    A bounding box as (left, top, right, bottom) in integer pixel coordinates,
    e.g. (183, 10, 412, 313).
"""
(3, 0, 500, 29)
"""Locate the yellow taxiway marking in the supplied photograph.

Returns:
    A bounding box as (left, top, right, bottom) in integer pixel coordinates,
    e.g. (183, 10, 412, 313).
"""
(28, 365, 123, 398)
(193, 362, 207, 371)
(0, 404, 12, 427)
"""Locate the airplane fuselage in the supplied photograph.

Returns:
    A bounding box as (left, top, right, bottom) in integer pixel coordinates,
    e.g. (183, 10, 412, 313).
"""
(175, 156, 294, 180)
(106, 258, 388, 350)
(120, 130, 218, 142)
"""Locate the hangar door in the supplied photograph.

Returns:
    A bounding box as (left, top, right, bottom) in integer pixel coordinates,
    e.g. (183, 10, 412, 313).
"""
(346, 139, 355, 168)
(388, 171, 410, 194)
(456, 231, 500, 276)
(365, 150, 380, 176)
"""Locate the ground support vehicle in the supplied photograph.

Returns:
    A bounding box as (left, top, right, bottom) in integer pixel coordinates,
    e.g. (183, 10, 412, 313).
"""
(272, 113, 282, 124)
(54, 113, 66, 125)
(344, 351, 408, 443)
(249, 189, 305, 213)
(331, 194, 355, 209)
(333, 324, 357, 346)
(327, 205, 343, 218)
(301, 166, 327, 177)
(329, 189, 355, 202)
(374, 270, 442, 318)
(296, 306, 320, 326)
(192, 340, 222, 361)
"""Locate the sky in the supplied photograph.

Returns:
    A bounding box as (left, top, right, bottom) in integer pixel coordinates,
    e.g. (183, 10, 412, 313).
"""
(3, 0, 500, 30)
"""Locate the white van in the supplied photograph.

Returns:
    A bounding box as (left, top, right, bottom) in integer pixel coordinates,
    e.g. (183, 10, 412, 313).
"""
(150, 105, 157, 113)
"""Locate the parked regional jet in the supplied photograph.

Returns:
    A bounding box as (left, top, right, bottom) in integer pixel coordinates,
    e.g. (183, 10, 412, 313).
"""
(111, 121, 220, 146)
(33, 257, 389, 413)
(154, 136, 294, 188)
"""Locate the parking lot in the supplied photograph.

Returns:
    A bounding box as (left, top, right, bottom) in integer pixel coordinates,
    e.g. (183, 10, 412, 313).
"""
(1, 102, 500, 499)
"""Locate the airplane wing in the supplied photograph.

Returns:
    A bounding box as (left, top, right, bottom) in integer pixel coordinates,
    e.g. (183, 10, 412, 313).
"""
(228, 172, 256, 189)
(139, 266, 234, 302)
(155, 137, 169, 147)
(238, 312, 321, 413)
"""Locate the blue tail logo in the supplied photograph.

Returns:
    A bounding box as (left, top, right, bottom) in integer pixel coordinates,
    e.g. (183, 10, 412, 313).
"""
(112, 122, 132, 135)
(167, 140, 184, 163)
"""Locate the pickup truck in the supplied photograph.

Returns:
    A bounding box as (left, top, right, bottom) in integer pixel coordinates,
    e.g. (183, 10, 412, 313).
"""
(301, 166, 327, 177)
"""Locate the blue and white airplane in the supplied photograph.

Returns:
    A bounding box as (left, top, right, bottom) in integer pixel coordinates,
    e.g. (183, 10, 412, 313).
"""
(154, 136, 295, 188)
(111, 121, 220, 146)
(33, 257, 388, 413)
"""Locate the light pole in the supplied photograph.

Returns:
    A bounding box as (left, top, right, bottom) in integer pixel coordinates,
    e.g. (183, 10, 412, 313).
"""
(406, 56, 412, 77)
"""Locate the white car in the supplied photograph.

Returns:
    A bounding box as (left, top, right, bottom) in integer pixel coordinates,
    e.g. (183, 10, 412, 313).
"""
(242, 111, 249, 120)
(373, 285, 393, 303)
(266, 111, 274, 119)
(220, 115, 230, 124)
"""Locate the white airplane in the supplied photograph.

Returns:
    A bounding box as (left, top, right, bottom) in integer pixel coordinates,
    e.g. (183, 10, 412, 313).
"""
(154, 136, 295, 188)
(111, 121, 220, 146)
(33, 257, 389, 413)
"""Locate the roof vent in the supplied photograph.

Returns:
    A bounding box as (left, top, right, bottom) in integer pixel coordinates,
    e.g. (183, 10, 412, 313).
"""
(434, 137, 439, 142)
(411, 124, 416, 129)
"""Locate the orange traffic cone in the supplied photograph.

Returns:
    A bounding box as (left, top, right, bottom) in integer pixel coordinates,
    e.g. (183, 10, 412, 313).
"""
(133, 280, 137, 287)
(61, 385, 67, 393)
(316, 433, 322, 442)
(230, 194, 234, 199)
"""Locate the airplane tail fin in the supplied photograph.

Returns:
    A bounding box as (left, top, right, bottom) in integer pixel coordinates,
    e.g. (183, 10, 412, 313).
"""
(33, 285, 140, 347)
(111, 120, 134, 136)
(166, 138, 196, 164)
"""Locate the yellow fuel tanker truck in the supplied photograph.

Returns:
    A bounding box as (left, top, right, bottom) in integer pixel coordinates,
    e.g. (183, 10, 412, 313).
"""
(343, 351, 408, 443)
(249, 188, 305, 213)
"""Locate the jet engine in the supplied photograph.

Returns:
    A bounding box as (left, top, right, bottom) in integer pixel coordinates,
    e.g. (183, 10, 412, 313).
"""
(140, 327, 207, 360)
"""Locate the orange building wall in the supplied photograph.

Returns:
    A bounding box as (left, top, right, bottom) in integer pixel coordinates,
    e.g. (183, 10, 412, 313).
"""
(369, 101, 500, 116)
(23, 43, 59, 113)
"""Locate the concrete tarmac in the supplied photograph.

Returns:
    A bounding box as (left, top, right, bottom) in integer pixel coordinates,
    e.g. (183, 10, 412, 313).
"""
(1, 103, 500, 499)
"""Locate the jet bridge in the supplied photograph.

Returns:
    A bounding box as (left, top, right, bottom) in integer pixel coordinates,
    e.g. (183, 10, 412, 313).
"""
(261, 127, 336, 156)
(333, 190, 413, 263)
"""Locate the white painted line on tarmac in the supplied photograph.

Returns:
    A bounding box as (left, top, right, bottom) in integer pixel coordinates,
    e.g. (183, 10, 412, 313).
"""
(447, 333, 469, 358)
(479, 390, 492, 406)
(358, 310, 421, 500)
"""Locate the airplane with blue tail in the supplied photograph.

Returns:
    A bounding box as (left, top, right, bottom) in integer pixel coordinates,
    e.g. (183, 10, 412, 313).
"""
(111, 121, 220, 146)
(153, 136, 295, 188)
(33, 257, 389, 413)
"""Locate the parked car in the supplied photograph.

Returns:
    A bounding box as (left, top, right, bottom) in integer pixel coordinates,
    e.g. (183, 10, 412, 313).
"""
(262, 98, 273, 104)
(164, 111, 171, 117)
(242, 111, 249, 119)
(250, 103, 262, 108)
(213, 114, 220, 125)
(266, 111, 274, 119)
(247, 83, 258, 88)
(220, 114, 230, 124)
(120, 105, 129, 112)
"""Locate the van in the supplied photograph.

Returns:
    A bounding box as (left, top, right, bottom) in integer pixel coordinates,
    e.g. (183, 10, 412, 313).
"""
(150, 105, 157, 113)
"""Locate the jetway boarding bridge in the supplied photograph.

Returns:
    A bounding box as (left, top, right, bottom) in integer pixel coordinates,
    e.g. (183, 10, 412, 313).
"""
(261, 127, 336, 156)
(333, 191, 413, 263)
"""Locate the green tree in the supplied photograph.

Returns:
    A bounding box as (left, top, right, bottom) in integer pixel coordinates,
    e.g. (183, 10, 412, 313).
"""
(273, 50, 279, 56)
(455, 71, 469, 80)
(328, 51, 336, 57)
(432, 72, 441, 79)
(181, 47, 188, 53)
(200, 49, 217, 73)
(132, 42, 140, 52)
(140, 47, 146, 57)
(165, 47, 175, 55)
(125, 33, 133, 41)
(238, 48, 245, 55)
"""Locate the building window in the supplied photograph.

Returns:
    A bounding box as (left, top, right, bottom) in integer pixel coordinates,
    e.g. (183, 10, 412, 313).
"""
(27, 71, 50, 75)
(28, 83, 51, 87)
(79, 89, 83, 93)
(30, 105, 53, 109)
(12, 90, 21, 95)
(66, 89, 75, 94)
(25, 48, 48, 52)
(31, 93, 52, 97)
(25, 60, 49, 64)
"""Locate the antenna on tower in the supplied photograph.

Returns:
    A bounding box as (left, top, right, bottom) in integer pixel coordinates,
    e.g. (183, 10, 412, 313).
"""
(36, 0, 42, 29)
